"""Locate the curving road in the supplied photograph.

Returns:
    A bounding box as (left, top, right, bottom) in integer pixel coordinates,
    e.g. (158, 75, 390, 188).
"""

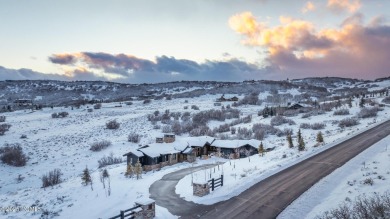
(150, 120, 390, 219)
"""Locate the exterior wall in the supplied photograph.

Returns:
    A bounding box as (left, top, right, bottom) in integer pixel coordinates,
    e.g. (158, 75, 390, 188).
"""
(163, 136, 175, 143)
(193, 183, 210, 197)
(134, 202, 155, 219)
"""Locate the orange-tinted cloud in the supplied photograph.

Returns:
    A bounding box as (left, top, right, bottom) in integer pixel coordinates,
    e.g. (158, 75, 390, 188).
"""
(229, 12, 390, 79)
(327, 0, 361, 13)
(302, 1, 316, 13)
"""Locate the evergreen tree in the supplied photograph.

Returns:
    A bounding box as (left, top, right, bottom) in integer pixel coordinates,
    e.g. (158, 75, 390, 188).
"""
(297, 129, 305, 151)
(287, 133, 294, 148)
(298, 137, 305, 151)
(125, 163, 134, 178)
(258, 142, 265, 157)
(316, 131, 324, 143)
(81, 166, 93, 190)
(134, 159, 143, 180)
(348, 97, 353, 108)
(359, 97, 365, 108)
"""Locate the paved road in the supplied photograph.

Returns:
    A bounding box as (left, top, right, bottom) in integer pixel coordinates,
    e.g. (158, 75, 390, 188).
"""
(150, 120, 390, 219)
(149, 164, 217, 217)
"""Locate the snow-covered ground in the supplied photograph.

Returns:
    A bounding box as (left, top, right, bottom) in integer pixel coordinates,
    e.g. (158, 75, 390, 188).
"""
(278, 135, 390, 219)
(0, 86, 389, 219)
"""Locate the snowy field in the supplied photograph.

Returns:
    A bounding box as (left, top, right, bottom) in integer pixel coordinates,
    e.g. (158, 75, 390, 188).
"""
(0, 84, 389, 219)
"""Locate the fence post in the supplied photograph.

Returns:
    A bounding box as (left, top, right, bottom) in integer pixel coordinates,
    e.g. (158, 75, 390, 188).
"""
(211, 178, 214, 191)
(221, 175, 223, 187)
(120, 210, 124, 219)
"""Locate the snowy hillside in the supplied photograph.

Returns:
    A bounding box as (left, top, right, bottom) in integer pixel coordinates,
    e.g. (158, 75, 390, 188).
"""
(0, 78, 389, 219)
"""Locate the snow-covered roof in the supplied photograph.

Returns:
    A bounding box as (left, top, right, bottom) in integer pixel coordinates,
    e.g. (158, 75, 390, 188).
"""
(135, 198, 155, 206)
(123, 148, 144, 157)
(211, 139, 261, 149)
(182, 146, 193, 154)
(138, 143, 181, 158)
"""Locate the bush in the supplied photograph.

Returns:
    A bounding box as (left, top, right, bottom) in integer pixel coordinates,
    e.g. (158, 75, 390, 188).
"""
(125, 101, 133, 105)
(339, 117, 359, 128)
(300, 123, 311, 129)
(128, 132, 140, 143)
(0, 116, 5, 122)
(98, 153, 123, 168)
(382, 96, 390, 104)
(252, 123, 282, 136)
(358, 107, 378, 118)
(0, 123, 11, 135)
(283, 110, 299, 117)
(106, 120, 120, 129)
(162, 125, 172, 133)
(215, 124, 231, 133)
(311, 122, 326, 130)
(316, 191, 390, 219)
(90, 140, 112, 152)
(143, 99, 151, 104)
(237, 127, 252, 139)
(270, 116, 296, 126)
(191, 105, 199, 110)
(51, 112, 69, 118)
(41, 169, 62, 188)
(333, 109, 350, 115)
(94, 103, 102, 109)
(0, 143, 28, 166)
(363, 178, 374, 186)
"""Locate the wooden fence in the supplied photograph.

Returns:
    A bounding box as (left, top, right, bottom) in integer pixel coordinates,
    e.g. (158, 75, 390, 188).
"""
(108, 205, 140, 219)
(208, 175, 223, 191)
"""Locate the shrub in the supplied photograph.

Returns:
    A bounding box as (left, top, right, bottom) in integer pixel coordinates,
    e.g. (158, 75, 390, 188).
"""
(90, 140, 112, 152)
(125, 101, 133, 105)
(143, 99, 151, 104)
(106, 120, 120, 129)
(0, 143, 28, 166)
(339, 117, 359, 128)
(128, 132, 140, 143)
(300, 123, 311, 129)
(171, 122, 183, 135)
(254, 130, 265, 140)
(358, 107, 378, 118)
(94, 103, 102, 109)
(191, 105, 199, 110)
(215, 124, 230, 133)
(283, 110, 299, 117)
(237, 127, 252, 139)
(316, 192, 390, 219)
(382, 96, 390, 104)
(311, 122, 326, 130)
(0, 116, 5, 122)
(51, 112, 69, 118)
(162, 125, 172, 133)
(363, 178, 374, 186)
(41, 169, 62, 188)
(0, 123, 11, 135)
(98, 153, 123, 168)
(270, 116, 296, 126)
(333, 109, 350, 115)
(252, 123, 281, 136)
(189, 126, 211, 136)
(238, 92, 260, 105)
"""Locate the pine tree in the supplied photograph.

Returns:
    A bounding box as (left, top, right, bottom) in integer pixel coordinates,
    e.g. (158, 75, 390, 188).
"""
(297, 129, 305, 151)
(287, 133, 293, 148)
(348, 97, 352, 108)
(134, 159, 143, 180)
(125, 163, 134, 178)
(316, 131, 324, 143)
(258, 142, 265, 157)
(359, 97, 365, 108)
(298, 137, 305, 151)
(81, 166, 93, 190)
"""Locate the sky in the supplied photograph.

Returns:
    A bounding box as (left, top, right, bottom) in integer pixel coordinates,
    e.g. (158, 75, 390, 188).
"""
(0, 0, 389, 83)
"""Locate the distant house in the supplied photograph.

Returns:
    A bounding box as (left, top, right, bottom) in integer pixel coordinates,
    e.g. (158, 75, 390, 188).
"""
(216, 95, 239, 102)
(155, 134, 176, 143)
(14, 99, 33, 106)
(288, 103, 311, 110)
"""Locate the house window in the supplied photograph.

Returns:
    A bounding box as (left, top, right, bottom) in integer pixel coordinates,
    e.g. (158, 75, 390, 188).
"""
(148, 204, 153, 210)
(172, 154, 176, 160)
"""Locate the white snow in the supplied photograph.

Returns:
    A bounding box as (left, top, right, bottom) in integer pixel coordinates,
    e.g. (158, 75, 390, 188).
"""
(0, 83, 389, 219)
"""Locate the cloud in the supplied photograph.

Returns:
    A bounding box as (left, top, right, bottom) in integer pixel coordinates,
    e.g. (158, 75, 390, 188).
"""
(229, 12, 390, 79)
(48, 54, 77, 65)
(302, 1, 316, 13)
(46, 52, 275, 83)
(327, 0, 361, 13)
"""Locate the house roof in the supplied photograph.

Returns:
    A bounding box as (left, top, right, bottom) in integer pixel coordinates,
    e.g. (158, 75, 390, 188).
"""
(211, 139, 261, 149)
(123, 148, 144, 157)
(138, 143, 181, 158)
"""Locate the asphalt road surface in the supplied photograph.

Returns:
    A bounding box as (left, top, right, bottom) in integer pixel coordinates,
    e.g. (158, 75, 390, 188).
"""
(150, 120, 390, 219)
